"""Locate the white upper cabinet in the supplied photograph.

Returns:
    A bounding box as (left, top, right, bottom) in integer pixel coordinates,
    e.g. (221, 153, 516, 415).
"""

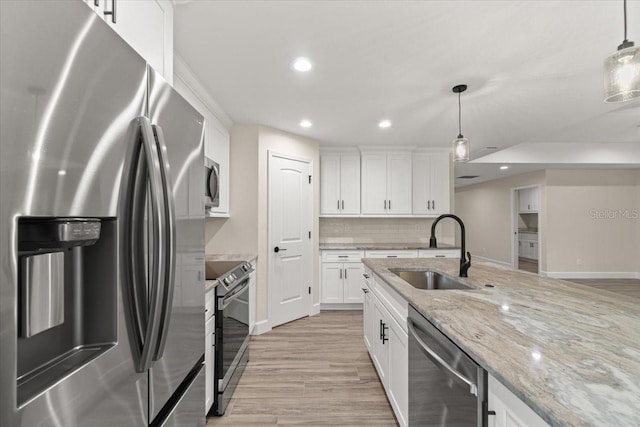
(209, 124, 230, 216)
(361, 153, 412, 215)
(320, 154, 360, 216)
(412, 153, 451, 215)
(84, 0, 174, 83)
(518, 187, 540, 213)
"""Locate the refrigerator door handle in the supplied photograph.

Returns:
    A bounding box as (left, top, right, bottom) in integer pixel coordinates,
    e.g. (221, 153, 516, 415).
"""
(136, 117, 167, 372)
(151, 124, 176, 362)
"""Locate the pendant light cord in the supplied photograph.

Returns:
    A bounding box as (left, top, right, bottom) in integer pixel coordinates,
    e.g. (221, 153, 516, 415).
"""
(623, 0, 628, 42)
(458, 92, 462, 138)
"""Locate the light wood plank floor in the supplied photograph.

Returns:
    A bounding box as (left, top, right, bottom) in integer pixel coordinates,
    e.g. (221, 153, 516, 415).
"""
(207, 311, 399, 427)
(518, 257, 538, 274)
(566, 278, 640, 300)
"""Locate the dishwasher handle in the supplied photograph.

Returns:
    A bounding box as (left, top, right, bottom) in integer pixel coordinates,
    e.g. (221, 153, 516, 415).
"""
(408, 319, 478, 396)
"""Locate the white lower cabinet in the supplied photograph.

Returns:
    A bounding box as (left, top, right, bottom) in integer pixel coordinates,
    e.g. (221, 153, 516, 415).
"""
(488, 374, 549, 427)
(321, 251, 365, 305)
(363, 268, 408, 427)
(365, 250, 419, 259)
(417, 249, 460, 258)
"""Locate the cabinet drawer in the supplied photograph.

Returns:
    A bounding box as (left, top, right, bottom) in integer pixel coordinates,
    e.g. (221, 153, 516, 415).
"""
(365, 250, 419, 259)
(322, 250, 365, 263)
(418, 249, 459, 258)
(205, 290, 215, 320)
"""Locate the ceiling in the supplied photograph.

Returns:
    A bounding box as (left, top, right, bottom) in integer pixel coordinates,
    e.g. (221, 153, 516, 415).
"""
(173, 1, 640, 186)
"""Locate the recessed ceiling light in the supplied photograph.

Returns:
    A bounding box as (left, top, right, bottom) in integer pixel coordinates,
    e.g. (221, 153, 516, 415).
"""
(58, 170, 67, 176)
(292, 57, 312, 72)
(378, 119, 391, 128)
(500, 165, 509, 170)
(299, 119, 312, 128)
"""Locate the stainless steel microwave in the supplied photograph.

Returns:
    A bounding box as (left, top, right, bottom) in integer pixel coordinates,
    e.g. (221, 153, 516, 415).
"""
(204, 157, 220, 209)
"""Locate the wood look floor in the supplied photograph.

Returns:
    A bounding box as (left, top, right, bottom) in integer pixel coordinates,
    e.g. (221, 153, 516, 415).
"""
(566, 278, 640, 300)
(207, 311, 398, 427)
(518, 257, 539, 274)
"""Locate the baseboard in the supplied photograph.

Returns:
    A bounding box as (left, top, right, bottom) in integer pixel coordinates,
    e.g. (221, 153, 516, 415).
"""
(252, 319, 271, 335)
(541, 271, 640, 279)
(473, 255, 513, 268)
(320, 303, 364, 311)
(310, 303, 321, 316)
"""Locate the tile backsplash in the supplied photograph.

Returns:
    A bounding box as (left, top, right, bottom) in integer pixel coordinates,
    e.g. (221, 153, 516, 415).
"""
(320, 217, 456, 244)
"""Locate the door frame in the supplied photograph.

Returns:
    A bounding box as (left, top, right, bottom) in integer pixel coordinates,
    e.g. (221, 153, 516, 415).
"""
(267, 150, 314, 328)
(510, 184, 542, 272)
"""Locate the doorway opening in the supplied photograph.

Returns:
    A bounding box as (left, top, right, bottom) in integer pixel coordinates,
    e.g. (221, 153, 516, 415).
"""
(511, 185, 541, 274)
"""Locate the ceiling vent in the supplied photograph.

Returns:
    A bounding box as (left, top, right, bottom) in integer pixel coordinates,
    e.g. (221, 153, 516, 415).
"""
(457, 175, 479, 179)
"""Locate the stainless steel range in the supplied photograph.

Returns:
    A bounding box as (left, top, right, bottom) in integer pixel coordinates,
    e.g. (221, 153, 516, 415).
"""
(205, 261, 253, 415)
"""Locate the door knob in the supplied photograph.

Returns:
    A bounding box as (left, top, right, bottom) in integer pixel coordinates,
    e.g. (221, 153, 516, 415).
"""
(274, 246, 287, 253)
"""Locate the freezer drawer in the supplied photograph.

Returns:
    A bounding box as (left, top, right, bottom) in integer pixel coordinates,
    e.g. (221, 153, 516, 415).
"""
(156, 362, 205, 427)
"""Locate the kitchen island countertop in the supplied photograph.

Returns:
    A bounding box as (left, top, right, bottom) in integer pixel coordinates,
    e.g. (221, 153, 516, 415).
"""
(362, 257, 640, 427)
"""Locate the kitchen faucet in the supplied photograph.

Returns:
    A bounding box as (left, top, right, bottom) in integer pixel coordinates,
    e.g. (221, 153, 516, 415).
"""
(429, 214, 471, 277)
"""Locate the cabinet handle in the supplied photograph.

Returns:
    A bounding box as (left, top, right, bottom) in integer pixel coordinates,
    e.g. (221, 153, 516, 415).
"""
(384, 200, 387, 210)
(363, 273, 370, 279)
(103, 0, 116, 23)
(387, 255, 397, 258)
(344, 268, 348, 279)
(432, 200, 435, 210)
(338, 200, 340, 210)
(382, 323, 389, 344)
(342, 200, 344, 210)
(339, 268, 342, 279)
(379, 319, 383, 340)
(361, 288, 369, 294)
(435, 255, 445, 258)
(338, 255, 348, 258)
(427, 200, 431, 210)
(94, 0, 99, 6)
(388, 199, 391, 210)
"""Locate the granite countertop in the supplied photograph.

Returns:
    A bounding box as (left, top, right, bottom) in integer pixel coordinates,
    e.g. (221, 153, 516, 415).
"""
(362, 258, 640, 427)
(204, 254, 257, 293)
(319, 242, 459, 250)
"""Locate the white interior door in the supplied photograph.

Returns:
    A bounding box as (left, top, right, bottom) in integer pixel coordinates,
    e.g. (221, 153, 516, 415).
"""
(269, 153, 313, 328)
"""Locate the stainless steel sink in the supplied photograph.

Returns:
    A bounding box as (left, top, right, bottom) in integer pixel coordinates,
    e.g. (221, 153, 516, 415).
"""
(389, 269, 473, 290)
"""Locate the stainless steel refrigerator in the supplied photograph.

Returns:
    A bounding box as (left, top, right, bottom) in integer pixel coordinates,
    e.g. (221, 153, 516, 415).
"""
(0, 1, 206, 426)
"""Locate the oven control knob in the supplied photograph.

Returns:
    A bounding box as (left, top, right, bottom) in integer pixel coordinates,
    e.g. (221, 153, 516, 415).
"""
(242, 265, 248, 272)
(224, 277, 232, 285)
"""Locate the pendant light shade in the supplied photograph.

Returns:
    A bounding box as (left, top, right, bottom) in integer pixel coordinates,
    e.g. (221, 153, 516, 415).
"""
(452, 84, 469, 162)
(604, 0, 640, 102)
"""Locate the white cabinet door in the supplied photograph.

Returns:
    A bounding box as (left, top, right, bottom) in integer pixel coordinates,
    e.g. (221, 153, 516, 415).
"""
(530, 242, 538, 261)
(210, 125, 230, 215)
(488, 374, 550, 427)
(363, 284, 373, 352)
(361, 154, 388, 214)
(429, 153, 450, 215)
(387, 154, 412, 214)
(343, 263, 364, 303)
(204, 315, 214, 413)
(372, 298, 389, 388)
(412, 154, 431, 215)
(321, 263, 343, 303)
(387, 316, 408, 427)
(529, 187, 540, 212)
(99, 0, 174, 83)
(413, 153, 450, 215)
(320, 155, 341, 215)
(340, 155, 361, 215)
(518, 188, 530, 212)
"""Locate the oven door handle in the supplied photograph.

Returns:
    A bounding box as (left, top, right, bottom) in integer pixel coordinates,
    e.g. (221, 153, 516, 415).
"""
(408, 319, 477, 396)
(219, 280, 250, 310)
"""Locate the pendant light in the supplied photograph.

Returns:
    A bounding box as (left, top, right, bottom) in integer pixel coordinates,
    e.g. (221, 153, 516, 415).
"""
(604, 0, 640, 102)
(452, 84, 469, 162)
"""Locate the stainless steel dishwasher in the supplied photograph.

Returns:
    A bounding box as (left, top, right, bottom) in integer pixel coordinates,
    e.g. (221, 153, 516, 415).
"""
(408, 305, 490, 426)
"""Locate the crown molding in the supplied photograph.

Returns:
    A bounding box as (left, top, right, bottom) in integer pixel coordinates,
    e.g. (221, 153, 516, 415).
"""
(174, 54, 233, 130)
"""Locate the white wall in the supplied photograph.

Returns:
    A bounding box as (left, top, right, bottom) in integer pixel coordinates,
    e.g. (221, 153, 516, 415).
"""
(206, 125, 320, 324)
(455, 168, 640, 277)
(454, 171, 546, 267)
(543, 169, 639, 277)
